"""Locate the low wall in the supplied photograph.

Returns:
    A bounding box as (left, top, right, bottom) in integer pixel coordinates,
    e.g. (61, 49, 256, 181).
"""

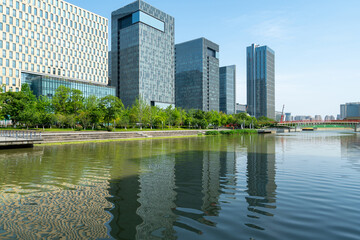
(41, 130, 207, 143)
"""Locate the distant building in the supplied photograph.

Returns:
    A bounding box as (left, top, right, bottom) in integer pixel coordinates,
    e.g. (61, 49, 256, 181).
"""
(294, 116, 312, 121)
(111, 0, 175, 108)
(219, 65, 236, 114)
(324, 115, 335, 121)
(246, 44, 275, 119)
(236, 104, 247, 114)
(314, 115, 322, 121)
(285, 113, 292, 121)
(175, 38, 220, 111)
(340, 102, 360, 120)
(275, 111, 282, 122)
(336, 114, 341, 120)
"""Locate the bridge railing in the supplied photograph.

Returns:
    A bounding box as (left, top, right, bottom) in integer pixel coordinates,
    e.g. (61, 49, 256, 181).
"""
(0, 130, 42, 140)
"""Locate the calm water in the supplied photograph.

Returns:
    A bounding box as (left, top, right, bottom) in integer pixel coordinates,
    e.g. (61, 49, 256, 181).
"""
(0, 131, 360, 240)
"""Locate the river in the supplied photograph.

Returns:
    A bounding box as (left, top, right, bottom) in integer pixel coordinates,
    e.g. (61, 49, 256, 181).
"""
(0, 131, 359, 239)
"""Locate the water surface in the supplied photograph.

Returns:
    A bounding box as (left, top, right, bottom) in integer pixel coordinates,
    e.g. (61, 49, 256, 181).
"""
(0, 131, 359, 239)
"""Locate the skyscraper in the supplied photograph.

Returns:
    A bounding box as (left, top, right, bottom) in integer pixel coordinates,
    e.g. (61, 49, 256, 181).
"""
(340, 102, 360, 119)
(246, 44, 275, 119)
(111, 0, 175, 108)
(219, 65, 236, 114)
(1, 0, 114, 98)
(175, 38, 219, 111)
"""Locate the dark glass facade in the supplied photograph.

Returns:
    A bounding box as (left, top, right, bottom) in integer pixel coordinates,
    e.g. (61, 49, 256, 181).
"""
(22, 72, 115, 99)
(247, 44, 275, 119)
(111, 0, 175, 108)
(175, 38, 220, 111)
(219, 65, 236, 114)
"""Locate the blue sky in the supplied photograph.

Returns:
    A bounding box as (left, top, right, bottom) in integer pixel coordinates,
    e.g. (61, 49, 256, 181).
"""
(67, 0, 360, 117)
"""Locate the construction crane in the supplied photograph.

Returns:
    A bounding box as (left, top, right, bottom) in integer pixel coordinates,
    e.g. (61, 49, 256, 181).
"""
(280, 105, 285, 122)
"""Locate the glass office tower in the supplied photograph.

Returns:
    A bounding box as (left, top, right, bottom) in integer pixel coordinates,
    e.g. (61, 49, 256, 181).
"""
(0, 0, 111, 95)
(219, 65, 236, 114)
(175, 38, 219, 112)
(111, 0, 175, 108)
(246, 44, 275, 119)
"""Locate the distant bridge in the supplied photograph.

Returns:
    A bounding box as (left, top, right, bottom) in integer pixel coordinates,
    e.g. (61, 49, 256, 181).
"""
(277, 120, 360, 132)
(278, 120, 360, 126)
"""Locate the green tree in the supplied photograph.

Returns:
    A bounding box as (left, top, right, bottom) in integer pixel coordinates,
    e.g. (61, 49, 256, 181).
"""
(172, 107, 181, 127)
(148, 106, 160, 129)
(69, 89, 84, 115)
(99, 95, 124, 127)
(55, 114, 66, 128)
(52, 85, 71, 114)
(0, 84, 36, 127)
(117, 108, 130, 129)
(37, 95, 53, 130)
(82, 95, 103, 130)
(131, 97, 148, 129)
(65, 114, 76, 129)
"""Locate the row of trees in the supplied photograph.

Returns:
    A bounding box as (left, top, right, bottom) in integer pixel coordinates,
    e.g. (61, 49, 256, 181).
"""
(0, 84, 274, 130)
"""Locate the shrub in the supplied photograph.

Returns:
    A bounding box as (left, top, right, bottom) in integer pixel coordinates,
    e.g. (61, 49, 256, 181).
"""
(219, 130, 234, 135)
(205, 131, 219, 135)
(233, 129, 257, 135)
(107, 126, 114, 132)
(96, 125, 102, 131)
(75, 124, 83, 131)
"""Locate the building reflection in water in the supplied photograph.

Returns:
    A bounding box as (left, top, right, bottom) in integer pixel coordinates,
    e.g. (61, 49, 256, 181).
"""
(245, 135, 277, 230)
(340, 133, 360, 172)
(106, 138, 238, 239)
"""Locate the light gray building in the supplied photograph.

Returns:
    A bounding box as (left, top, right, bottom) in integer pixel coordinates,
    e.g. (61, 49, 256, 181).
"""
(175, 38, 220, 111)
(246, 44, 275, 119)
(219, 65, 236, 114)
(111, 0, 175, 108)
(314, 115, 322, 121)
(236, 103, 247, 114)
(324, 115, 335, 121)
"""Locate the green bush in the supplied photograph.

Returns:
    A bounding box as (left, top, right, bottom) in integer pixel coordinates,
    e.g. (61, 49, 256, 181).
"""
(75, 124, 83, 131)
(205, 131, 219, 135)
(107, 126, 114, 132)
(96, 125, 102, 131)
(219, 130, 234, 135)
(233, 129, 257, 134)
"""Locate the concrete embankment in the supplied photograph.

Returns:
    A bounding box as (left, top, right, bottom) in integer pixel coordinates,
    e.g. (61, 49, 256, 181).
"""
(40, 130, 208, 144)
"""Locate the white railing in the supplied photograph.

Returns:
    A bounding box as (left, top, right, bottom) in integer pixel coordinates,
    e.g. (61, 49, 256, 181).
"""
(0, 130, 42, 140)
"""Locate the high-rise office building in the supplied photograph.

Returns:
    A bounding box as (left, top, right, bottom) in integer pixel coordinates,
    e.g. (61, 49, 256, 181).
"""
(246, 44, 275, 119)
(340, 102, 360, 119)
(219, 65, 236, 114)
(111, 0, 175, 108)
(175, 38, 219, 111)
(1, 0, 114, 98)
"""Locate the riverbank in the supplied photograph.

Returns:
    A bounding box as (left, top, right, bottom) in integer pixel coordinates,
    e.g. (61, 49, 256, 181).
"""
(37, 135, 203, 146)
(37, 129, 260, 146)
(37, 130, 209, 145)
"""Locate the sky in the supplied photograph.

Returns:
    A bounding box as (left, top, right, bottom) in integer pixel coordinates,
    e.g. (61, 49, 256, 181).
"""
(66, 0, 360, 117)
